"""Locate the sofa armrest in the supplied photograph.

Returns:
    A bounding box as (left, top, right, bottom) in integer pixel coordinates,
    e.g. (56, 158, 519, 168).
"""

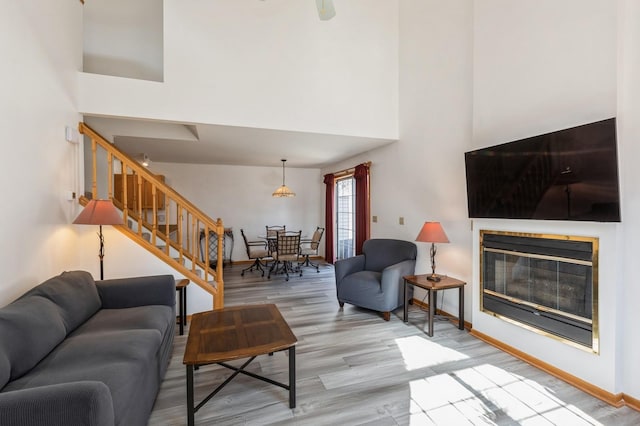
(97, 275, 176, 309)
(0, 381, 114, 426)
(380, 259, 416, 294)
(334, 255, 366, 287)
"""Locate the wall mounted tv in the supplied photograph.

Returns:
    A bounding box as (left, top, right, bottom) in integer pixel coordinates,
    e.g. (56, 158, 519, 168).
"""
(464, 118, 620, 222)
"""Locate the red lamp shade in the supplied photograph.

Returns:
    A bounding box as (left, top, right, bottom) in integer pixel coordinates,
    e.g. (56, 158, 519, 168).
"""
(73, 199, 122, 281)
(73, 199, 123, 226)
(415, 222, 449, 244)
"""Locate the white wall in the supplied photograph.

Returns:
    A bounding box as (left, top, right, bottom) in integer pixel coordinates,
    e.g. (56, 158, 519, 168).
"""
(618, 0, 640, 400)
(83, 0, 163, 81)
(472, 0, 622, 393)
(323, 0, 474, 318)
(78, 0, 398, 140)
(150, 162, 324, 262)
(0, 1, 84, 306)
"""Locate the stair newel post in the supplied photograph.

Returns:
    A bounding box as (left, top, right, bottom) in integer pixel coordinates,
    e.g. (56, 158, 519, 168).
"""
(215, 218, 225, 309)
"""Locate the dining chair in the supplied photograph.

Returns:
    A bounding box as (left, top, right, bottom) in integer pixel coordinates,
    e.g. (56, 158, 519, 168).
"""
(268, 230, 302, 281)
(265, 225, 286, 256)
(240, 229, 271, 277)
(299, 227, 324, 272)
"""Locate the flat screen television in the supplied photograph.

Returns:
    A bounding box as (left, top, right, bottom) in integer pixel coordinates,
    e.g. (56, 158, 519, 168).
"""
(464, 118, 621, 222)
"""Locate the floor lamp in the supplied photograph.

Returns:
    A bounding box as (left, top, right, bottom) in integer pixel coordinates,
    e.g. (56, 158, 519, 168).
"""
(73, 199, 123, 280)
(415, 221, 450, 282)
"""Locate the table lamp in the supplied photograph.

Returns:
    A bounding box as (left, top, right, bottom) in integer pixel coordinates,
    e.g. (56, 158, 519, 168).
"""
(415, 221, 449, 282)
(73, 199, 123, 280)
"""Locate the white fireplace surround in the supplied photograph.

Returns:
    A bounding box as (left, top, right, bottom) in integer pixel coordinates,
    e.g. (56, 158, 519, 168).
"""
(471, 219, 619, 394)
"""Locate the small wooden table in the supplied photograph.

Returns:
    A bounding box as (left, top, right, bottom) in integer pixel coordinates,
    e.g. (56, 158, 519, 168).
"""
(403, 274, 466, 337)
(183, 304, 297, 426)
(175, 279, 189, 335)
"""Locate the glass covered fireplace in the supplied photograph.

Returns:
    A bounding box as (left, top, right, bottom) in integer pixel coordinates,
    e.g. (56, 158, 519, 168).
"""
(480, 230, 598, 352)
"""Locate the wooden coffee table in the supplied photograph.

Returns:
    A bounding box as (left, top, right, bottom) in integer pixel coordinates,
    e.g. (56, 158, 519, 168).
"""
(183, 304, 297, 426)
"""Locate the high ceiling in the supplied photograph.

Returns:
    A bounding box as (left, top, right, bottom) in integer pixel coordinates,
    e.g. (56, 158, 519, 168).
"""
(83, 116, 396, 169)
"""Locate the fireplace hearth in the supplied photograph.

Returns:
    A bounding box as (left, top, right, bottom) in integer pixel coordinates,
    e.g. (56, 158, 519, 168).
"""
(480, 230, 598, 352)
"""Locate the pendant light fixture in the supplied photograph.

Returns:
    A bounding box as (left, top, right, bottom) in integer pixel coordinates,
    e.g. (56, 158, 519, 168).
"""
(272, 159, 296, 197)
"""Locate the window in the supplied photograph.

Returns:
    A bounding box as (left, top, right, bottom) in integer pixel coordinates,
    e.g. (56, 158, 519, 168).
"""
(336, 176, 355, 260)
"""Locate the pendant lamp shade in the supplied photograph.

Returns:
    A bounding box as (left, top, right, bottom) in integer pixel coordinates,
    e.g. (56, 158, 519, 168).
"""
(273, 159, 296, 197)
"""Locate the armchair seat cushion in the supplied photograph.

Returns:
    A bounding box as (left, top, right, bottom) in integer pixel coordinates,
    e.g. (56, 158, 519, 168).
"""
(339, 271, 383, 296)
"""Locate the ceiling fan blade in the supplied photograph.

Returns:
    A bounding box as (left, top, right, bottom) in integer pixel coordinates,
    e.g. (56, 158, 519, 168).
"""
(315, 0, 336, 21)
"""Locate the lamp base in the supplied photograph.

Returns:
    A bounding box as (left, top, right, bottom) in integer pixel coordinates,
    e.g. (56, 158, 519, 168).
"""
(427, 274, 441, 282)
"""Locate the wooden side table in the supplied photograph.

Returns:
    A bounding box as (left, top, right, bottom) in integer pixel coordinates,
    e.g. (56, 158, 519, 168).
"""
(175, 278, 189, 335)
(403, 274, 466, 337)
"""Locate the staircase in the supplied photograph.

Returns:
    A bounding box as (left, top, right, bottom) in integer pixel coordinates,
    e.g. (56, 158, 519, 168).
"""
(78, 122, 225, 309)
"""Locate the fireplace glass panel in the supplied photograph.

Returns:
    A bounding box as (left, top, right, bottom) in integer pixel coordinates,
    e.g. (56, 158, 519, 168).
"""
(484, 252, 592, 320)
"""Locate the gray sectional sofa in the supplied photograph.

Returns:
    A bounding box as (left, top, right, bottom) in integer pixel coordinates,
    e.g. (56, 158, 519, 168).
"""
(0, 271, 176, 426)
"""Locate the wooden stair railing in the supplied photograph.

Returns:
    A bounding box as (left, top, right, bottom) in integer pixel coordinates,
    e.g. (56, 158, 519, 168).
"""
(78, 122, 225, 309)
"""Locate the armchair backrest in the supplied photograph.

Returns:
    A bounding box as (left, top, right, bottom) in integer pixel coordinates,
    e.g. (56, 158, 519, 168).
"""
(362, 239, 417, 272)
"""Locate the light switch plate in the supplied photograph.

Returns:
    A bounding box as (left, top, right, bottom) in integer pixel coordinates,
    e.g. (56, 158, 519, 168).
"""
(399, 217, 404, 225)
(372, 215, 378, 223)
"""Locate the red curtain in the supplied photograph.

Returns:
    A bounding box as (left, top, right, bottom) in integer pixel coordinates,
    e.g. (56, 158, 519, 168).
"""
(323, 173, 335, 264)
(354, 163, 370, 255)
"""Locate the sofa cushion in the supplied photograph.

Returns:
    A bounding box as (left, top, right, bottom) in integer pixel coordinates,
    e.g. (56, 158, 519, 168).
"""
(72, 305, 173, 338)
(0, 295, 67, 387)
(26, 271, 101, 334)
(3, 329, 162, 426)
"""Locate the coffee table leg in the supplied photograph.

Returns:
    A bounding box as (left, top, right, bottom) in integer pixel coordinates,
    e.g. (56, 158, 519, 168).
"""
(187, 365, 194, 426)
(428, 289, 435, 337)
(289, 346, 296, 408)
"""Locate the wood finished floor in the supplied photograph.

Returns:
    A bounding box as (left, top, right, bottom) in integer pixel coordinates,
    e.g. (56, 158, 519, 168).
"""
(148, 263, 640, 425)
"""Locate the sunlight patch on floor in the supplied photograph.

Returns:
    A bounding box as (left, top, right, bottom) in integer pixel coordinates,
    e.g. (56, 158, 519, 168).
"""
(395, 335, 469, 371)
(408, 364, 603, 425)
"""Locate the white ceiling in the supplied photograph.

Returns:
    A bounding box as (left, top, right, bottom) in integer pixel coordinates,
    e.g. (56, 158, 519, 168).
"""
(83, 116, 396, 168)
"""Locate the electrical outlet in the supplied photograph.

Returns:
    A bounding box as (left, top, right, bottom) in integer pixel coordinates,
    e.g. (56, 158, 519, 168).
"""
(372, 215, 378, 223)
(399, 217, 404, 225)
